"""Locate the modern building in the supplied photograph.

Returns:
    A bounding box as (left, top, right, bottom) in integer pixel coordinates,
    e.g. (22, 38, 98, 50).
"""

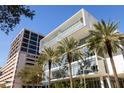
(0, 29, 44, 88)
(39, 9, 124, 88)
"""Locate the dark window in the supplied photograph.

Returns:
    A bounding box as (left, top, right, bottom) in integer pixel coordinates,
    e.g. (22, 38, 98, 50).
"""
(24, 30, 30, 34)
(22, 43, 28, 47)
(30, 40, 37, 45)
(23, 38, 29, 43)
(29, 45, 36, 50)
(31, 32, 38, 38)
(26, 58, 35, 61)
(30, 36, 37, 41)
(25, 63, 34, 65)
(28, 49, 36, 54)
(24, 34, 29, 39)
(21, 47, 27, 52)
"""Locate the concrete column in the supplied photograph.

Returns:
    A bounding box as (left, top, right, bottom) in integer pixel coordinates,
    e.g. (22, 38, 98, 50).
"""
(100, 76, 104, 88)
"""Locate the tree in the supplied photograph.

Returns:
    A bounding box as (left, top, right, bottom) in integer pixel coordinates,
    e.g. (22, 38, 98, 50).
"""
(0, 5, 35, 34)
(17, 63, 44, 88)
(29, 63, 44, 87)
(17, 67, 32, 87)
(57, 37, 79, 88)
(87, 20, 124, 88)
(40, 47, 58, 88)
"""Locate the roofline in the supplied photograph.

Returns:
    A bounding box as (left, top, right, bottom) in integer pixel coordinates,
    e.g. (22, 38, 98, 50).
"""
(40, 8, 84, 41)
(10, 28, 45, 45)
(24, 28, 45, 37)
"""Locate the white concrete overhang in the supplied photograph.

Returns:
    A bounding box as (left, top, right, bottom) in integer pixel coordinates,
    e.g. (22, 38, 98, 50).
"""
(40, 9, 84, 42)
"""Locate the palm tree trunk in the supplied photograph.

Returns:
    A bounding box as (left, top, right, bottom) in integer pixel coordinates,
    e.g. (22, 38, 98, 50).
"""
(102, 51, 112, 88)
(48, 60, 52, 88)
(67, 52, 73, 88)
(106, 42, 120, 88)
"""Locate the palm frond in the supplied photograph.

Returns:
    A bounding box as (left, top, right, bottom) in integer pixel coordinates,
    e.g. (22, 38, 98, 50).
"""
(87, 19, 124, 55)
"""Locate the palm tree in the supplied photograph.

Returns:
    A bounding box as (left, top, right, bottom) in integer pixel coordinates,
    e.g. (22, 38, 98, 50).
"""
(57, 37, 79, 88)
(40, 47, 58, 88)
(87, 20, 124, 88)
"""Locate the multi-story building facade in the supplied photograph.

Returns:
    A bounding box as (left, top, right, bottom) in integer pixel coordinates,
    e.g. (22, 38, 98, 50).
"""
(0, 29, 44, 88)
(39, 9, 124, 88)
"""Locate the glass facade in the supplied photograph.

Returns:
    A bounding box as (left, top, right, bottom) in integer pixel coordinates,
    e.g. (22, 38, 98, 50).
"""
(30, 40, 37, 45)
(22, 43, 28, 48)
(28, 49, 36, 54)
(29, 45, 37, 50)
(30, 36, 37, 41)
(20, 30, 44, 55)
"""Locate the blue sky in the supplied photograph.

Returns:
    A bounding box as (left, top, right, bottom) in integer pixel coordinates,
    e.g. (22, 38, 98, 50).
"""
(1, 5, 124, 67)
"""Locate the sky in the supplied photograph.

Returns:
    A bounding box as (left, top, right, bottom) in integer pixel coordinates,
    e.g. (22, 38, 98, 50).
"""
(1, 5, 124, 67)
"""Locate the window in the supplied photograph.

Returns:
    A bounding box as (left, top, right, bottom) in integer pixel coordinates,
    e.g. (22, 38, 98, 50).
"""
(28, 49, 36, 54)
(25, 63, 34, 65)
(30, 36, 37, 41)
(22, 43, 28, 47)
(30, 40, 37, 45)
(23, 38, 29, 43)
(29, 45, 36, 50)
(24, 30, 30, 34)
(31, 32, 38, 38)
(24, 34, 29, 39)
(21, 47, 27, 52)
(26, 58, 35, 62)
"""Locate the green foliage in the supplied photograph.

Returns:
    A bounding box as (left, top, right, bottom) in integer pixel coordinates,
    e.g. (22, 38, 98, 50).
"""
(17, 67, 32, 85)
(52, 69, 65, 79)
(73, 79, 85, 88)
(57, 37, 78, 54)
(40, 47, 59, 87)
(87, 19, 124, 88)
(0, 5, 35, 34)
(41, 47, 58, 62)
(50, 79, 85, 88)
(17, 63, 44, 87)
(29, 64, 44, 86)
(56, 37, 84, 88)
(50, 80, 70, 88)
(87, 19, 124, 54)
